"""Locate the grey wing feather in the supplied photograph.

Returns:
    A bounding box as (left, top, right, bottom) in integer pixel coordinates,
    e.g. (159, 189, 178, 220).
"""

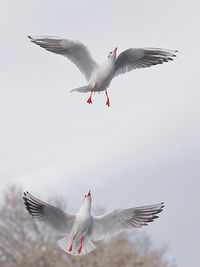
(91, 202, 164, 241)
(113, 48, 177, 78)
(23, 191, 75, 235)
(28, 36, 98, 81)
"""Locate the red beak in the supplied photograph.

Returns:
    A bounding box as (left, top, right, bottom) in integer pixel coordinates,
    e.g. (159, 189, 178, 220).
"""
(87, 190, 91, 197)
(113, 47, 117, 53)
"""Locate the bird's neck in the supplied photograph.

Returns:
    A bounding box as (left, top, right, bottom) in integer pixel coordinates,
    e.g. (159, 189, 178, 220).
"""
(101, 57, 115, 68)
(79, 199, 91, 214)
(108, 57, 116, 65)
(99, 58, 115, 73)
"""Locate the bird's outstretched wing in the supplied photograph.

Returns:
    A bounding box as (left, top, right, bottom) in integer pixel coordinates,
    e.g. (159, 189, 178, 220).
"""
(28, 36, 98, 81)
(91, 203, 164, 241)
(23, 191, 75, 235)
(113, 48, 177, 78)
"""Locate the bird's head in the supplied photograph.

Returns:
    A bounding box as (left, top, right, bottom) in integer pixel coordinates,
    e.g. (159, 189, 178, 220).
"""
(84, 190, 92, 200)
(108, 47, 117, 60)
(83, 190, 92, 209)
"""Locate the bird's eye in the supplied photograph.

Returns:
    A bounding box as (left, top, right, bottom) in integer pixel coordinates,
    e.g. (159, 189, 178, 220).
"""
(85, 195, 86, 198)
(110, 52, 112, 54)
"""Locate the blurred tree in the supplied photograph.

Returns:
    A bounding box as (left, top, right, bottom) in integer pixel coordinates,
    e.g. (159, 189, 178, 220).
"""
(0, 186, 176, 267)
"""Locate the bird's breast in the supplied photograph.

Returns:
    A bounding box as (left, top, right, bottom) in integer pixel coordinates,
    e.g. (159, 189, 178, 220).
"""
(89, 62, 114, 91)
(73, 213, 91, 237)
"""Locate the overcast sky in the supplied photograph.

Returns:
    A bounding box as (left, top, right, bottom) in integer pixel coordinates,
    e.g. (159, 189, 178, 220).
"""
(0, 0, 199, 266)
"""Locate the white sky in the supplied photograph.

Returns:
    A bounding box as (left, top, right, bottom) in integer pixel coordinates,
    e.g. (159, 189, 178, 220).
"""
(0, 0, 200, 266)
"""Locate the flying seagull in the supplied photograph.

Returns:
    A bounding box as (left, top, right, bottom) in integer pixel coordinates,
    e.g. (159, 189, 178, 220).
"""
(28, 36, 177, 106)
(23, 190, 164, 256)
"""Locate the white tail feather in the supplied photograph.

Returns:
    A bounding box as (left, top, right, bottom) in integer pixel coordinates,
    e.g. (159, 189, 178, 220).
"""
(70, 86, 89, 93)
(57, 235, 96, 256)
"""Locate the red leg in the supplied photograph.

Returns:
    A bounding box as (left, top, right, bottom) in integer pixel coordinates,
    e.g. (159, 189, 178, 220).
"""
(105, 90, 110, 107)
(69, 235, 75, 252)
(78, 236, 83, 254)
(87, 88, 94, 104)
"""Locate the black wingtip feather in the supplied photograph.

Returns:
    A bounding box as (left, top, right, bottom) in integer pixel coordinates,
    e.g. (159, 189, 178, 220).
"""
(23, 191, 44, 219)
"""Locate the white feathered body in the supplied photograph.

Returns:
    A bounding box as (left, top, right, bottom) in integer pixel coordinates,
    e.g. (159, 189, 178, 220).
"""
(71, 198, 91, 239)
(88, 59, 115, 92)
(58, 197, 96, 256)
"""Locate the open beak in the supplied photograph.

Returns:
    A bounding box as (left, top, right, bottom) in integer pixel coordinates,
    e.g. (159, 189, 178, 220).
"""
(87, 190, 91, 197)
(113, 47, 117, 53)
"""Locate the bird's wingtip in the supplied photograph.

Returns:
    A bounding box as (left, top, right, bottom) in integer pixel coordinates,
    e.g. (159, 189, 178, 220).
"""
(160, 202, 165, 209)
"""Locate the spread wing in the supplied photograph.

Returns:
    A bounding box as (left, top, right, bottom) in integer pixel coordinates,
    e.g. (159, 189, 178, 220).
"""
(23, 191, 75, 235)
(113, 48, 177, 78)
(28, 36, 98, 81)
(91, 203, 164, 241)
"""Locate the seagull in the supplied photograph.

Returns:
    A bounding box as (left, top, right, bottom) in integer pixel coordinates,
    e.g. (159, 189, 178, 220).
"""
(28, 36, 177, 107)
(23, 190, 164, 256)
